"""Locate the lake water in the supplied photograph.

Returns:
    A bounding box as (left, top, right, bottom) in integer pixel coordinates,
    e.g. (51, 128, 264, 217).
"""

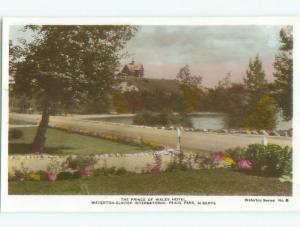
(189, 115, 227, 130)
(91, 114, 292, 130)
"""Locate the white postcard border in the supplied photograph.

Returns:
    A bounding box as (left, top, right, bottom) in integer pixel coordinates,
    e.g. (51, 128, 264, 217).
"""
(1, 17, 300, 212)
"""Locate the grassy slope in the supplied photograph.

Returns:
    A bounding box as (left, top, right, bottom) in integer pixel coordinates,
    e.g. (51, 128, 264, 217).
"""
(9, 169, 291, 196)
(9, 127, 148, 155)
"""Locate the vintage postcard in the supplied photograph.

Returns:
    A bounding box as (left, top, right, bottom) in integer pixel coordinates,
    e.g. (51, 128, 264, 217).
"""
(1, 17, 299, 212)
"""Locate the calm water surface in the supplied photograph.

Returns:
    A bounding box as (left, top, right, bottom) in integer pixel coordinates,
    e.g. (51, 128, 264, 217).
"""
(91, 114, 292, 130)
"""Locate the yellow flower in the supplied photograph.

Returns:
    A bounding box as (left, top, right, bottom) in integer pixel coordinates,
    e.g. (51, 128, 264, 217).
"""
(143, 140, 163, 150)
(224, 156, 236, 165)
(29, 172, 41, 181)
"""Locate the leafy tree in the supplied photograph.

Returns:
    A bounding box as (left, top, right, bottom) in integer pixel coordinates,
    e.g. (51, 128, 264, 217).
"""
(272, 27, 293, 120)
(209, 86, 227, 112)
(217, 72, 232, 89)
(176, 65, 203, 112)
(9, 40, 23, 80)
(141, 90, 164, 112)
(126, 91, 142, 113)
(207, 74, 236, 113)
(81, 95, 111, 114)
(216, 75, 249, 128)
(223, 84, 248, 128)
(169, 93, 186, 113)
(180, 84, 203, 112)
(9, 40, 29, 112)
(112, 91, 129, 113)
(176, 64, 202, 87)
(206, 76, 248, 128)
(13, 25, 137, 153)
(242, 95, 277, 130)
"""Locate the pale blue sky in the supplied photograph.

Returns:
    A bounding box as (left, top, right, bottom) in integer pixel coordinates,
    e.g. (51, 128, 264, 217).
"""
(10, 25, 283, 87)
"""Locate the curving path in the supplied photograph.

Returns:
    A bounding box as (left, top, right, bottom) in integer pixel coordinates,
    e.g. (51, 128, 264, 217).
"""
(9, 113, 292, 153)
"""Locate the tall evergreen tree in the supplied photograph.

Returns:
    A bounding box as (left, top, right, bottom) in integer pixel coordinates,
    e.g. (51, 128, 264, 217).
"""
(242, 95, 277, 130)
(242, 56, 276, 130)
(243, 55, 268, 105)
(272, 27, 293, 121)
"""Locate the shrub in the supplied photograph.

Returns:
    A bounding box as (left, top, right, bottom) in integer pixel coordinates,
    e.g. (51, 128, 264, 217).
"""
(72, 171, 81, 179)
(167, 161, 188, 171)
(9, 129, 23, 140)
(166, 153, 189, 171)
(37, 170, 48, 181)
(93, 168, 105, 176)
(13, 170, 26, 181)
(64, 156, 96, 171)
(243, 144, 292, 176)
(57, 171, 80, 180)
(115, 167, 128, 175)
(94, 167, 117, 176)
(224, 147, 246, 162)
(93, 167, 129, 176)
(224, 144, 292, 176)
(133, 111, 159, 126)
(133, 110, 191, 127)
(194, 154, 215, 169)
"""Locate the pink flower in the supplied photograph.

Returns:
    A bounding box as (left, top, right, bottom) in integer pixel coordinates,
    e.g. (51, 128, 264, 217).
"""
(148, 164, 161, 173)
(80, 168, 92, 177)
(212, 152, 224, 161)
(47, 171, 57, 182)
(238, 160, 252, 169)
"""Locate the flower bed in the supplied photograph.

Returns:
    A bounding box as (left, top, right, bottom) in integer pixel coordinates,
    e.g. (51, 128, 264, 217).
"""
(167, 143, 292, 181)
(49, 123, 165, 151)
(9, 143, 292, 183)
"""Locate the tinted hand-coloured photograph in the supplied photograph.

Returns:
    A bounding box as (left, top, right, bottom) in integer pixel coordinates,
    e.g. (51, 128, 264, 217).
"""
(1, 17, 297, 212)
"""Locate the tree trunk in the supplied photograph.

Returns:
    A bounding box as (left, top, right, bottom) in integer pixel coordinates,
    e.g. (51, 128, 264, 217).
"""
(32, 104, 50, 153)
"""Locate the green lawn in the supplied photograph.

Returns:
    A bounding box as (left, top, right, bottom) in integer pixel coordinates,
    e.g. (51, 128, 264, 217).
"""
(8, 169, 291, 196)
(9, 127, 148, 155)
(9, 118, 35, 125)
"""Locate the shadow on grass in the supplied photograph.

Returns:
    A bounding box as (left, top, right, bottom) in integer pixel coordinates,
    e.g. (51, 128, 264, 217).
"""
(9, 143, 72, 155)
